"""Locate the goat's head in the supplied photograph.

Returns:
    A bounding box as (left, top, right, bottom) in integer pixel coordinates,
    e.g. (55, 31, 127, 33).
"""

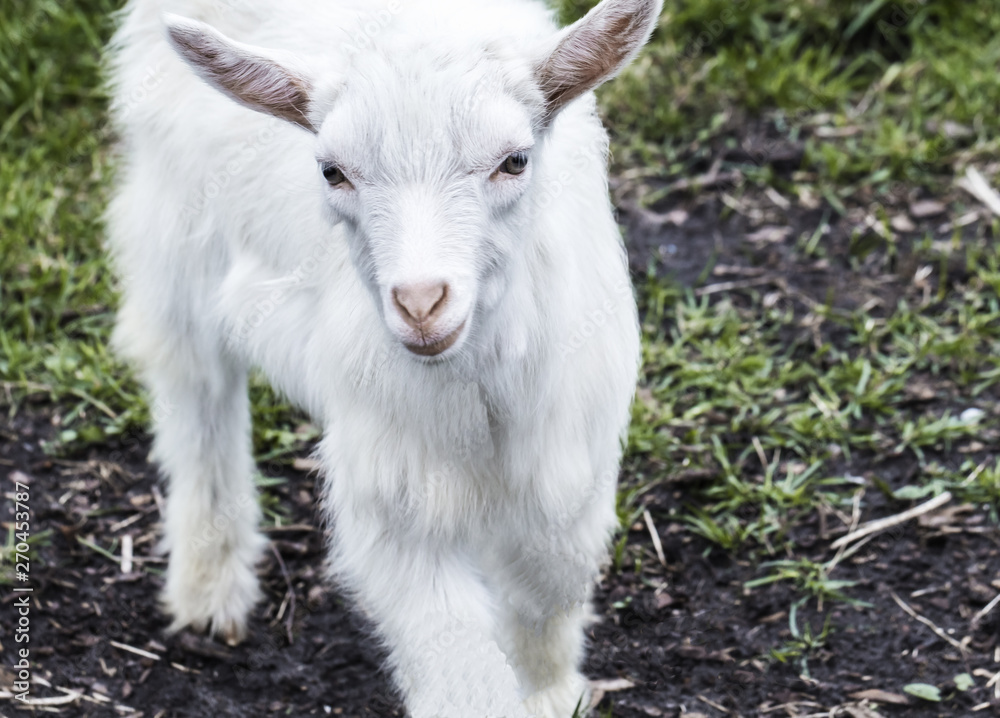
(165, 0, 661, 359)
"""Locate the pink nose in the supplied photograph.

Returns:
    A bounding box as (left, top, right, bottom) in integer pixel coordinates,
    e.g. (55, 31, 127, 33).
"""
(392, 282, 449, 330)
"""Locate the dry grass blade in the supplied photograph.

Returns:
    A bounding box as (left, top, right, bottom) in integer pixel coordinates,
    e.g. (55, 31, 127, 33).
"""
(825, 489, 864, 573)
(694, 275, 777, 296)
(108, 513, 144, 533)
(643, 509, 666, 566)
(588, 677, 634, 709)
(848, 689, 910, 705)
(958, 166, 1000, 217)
(269, 542, 297, 644)
(971, 592, 1000, 627)
(830, 492, 952, 549)
(109, 640, 161, 661)
(697, 693, 732, 714)
(890, 591, 966, 652)
(120, 534, 133, 574)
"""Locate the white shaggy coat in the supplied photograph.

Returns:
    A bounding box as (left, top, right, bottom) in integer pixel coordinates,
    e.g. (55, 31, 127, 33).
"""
(106, 0, 658, 715)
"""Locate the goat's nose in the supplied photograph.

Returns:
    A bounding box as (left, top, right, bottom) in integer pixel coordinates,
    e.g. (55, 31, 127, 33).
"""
(392, 282, 448, 328)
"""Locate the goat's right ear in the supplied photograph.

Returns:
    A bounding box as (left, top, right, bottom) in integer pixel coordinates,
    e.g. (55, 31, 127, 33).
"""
(164, 14, 317, 132)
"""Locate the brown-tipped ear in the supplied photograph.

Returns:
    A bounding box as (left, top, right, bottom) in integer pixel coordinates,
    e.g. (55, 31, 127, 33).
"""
(536, 0, 661, 121)
(164, 14, 316, 132)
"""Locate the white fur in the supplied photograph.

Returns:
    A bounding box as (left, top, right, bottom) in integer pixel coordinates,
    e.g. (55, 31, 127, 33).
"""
(106, 0, 657, 714)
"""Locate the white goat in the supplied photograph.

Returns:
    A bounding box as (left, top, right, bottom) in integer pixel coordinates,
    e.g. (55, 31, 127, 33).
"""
(106, 0, 658, 714)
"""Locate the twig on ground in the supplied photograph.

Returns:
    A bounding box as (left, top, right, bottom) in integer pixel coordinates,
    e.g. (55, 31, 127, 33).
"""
(988, 670, 1000, 700)
(108, 513, 144, 533)
(643, 509, 666, 567)
(759, 702, 824, 715)
(269, 542, 297, 644)
(694, 275, 777, 296)
(889, 591, 966, 652)
(830, 492, 952, 549)
(827, 533, 877, 574)
(825, 490, 864, 573)
(151, 485, 166, 520)
(587, 678, 634, 709)
(109, 640, 160, 661)
(972, 592, 1000, 628)
(120, 534, 133, 574)
(697, 693, 733, 714)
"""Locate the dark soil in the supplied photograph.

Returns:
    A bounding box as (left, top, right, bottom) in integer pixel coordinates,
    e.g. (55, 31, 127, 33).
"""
(3, 176, 1000, 717)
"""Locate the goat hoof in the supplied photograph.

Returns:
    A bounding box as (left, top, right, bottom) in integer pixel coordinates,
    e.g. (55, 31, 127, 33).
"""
(166, 607, 251, 645)
(161, 534, 265, 645)
(523, 673, 590, 718)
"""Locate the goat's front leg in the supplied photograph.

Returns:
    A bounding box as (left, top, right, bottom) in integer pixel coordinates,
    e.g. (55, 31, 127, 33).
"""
(505, 602, 593, 718)
(496, 559, 595, 718)
(493, 494, 617, 717)
(141, 345, 265, 644)
(331, 505, 529, 718)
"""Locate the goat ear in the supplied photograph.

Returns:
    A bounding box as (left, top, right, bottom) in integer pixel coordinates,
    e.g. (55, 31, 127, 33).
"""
(164, 14, 317, 132)
(536, 0, 661, 121)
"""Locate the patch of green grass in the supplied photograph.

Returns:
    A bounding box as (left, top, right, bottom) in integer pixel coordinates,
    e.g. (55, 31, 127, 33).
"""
(1, 0, 131, 437)
(255, 472, 292, 525)
(767, 598, 833, 678)
(555, 0, 1000, 188)
(0, 523, 54, 585)
(746, 558, 866, 608)
(628, 236, 999, 570)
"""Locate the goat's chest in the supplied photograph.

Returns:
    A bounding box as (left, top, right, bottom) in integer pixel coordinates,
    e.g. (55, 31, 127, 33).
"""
(324, 374, 548, 535)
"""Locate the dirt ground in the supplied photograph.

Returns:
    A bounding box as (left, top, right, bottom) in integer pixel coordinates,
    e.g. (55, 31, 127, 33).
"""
(2, 171, 999, 717)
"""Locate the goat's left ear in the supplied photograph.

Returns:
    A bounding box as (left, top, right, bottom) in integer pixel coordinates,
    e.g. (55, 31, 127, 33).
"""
(164, 14, 318, 132)
(535, 0, 662, 122)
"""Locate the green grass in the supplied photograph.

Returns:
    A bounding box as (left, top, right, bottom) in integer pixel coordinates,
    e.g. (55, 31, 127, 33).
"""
(556, 0, 1000, 188)
(767, 597, 833, 678)
(0, 523, 53, 585)
(2, 0, 999, 680)
(627, 241, 1000, 552)
(1, 0, 125, 425)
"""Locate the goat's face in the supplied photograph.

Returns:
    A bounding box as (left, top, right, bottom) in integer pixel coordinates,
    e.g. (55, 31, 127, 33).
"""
(165, 0, 662, 358)
(312, 56, 540, 357)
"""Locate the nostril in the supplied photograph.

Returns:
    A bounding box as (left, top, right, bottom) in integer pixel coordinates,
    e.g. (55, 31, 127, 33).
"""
(428, 284, 448, 316)
(392, 282, 449, 327)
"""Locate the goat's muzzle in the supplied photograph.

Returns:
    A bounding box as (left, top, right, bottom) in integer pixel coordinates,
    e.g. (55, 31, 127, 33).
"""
(391, 281, 464, 356)
(403, 319, 466, 357)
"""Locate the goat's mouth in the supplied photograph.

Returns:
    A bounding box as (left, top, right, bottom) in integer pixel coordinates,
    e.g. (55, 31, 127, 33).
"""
(403, 320, 466, 357)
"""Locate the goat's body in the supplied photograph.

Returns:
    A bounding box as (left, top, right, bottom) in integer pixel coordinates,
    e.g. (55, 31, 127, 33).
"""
(107, 0, 642, 715)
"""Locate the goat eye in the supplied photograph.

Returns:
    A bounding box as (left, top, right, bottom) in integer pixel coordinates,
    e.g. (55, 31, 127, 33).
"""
(321, 163, 347, 186)
(501, 152, 528, 175)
